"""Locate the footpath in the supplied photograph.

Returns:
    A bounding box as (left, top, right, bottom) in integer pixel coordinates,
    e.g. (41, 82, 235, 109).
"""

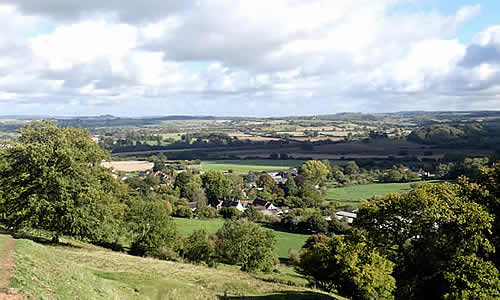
(0, 237, 23, 300)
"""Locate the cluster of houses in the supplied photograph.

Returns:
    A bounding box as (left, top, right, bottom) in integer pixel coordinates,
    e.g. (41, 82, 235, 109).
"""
(189, 198, 284, 216)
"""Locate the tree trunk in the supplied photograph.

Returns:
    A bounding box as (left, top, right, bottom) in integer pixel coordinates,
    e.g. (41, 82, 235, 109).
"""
(51, 235, 59, 243)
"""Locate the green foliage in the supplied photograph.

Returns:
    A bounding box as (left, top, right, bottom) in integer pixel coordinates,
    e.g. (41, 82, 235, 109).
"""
(294, 234, 395, 299)
(443, 254, 500, 300)
(216, 219, 278, 272)
(127, 198, 179, 257)
(219, 206, 242, 219)
(0, 121, 123, 242)
(201, 170, 232, 205)
(344, 161, 360, 175)
(175, 171, 203, 200)
(172, 197, 193, 218)
(241, 205, 264, 222)
(196, 206, 217, 219)
(182, 229, 217, 267)
(355, 182, 497, 299)
(257, 173, 284, 195)
(378, 165, 420, 183)
(299, 160, 330, 184)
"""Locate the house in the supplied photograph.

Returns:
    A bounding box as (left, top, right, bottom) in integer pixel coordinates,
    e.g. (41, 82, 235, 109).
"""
(189, 202, 198, 212)
(221, 200, 246, 212)
(335, 211, 357, 224)
(266, 168, 299, 184)
(252, 199, 283, 215)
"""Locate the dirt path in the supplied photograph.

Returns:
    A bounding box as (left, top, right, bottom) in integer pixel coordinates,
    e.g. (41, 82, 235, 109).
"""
(0, 237, 23, 300)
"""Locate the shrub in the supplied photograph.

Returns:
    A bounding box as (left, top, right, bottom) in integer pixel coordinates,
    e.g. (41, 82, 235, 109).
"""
(216, 219, 278, 272)
(127, 199, 180, 257)
(219, 207, 242, 219)
(183, 229, 217, 267)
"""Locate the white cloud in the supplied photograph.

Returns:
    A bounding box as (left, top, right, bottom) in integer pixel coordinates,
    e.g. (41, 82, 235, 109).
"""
(0, 1, 499, 115)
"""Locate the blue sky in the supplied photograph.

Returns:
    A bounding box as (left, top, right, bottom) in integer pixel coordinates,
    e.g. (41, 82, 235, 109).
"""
(0, 0, 499, 116)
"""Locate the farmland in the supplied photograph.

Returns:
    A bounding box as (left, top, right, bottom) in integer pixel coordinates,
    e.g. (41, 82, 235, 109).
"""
(326, 180, 444, 207)
(174, 218, 308, 260)
(4, 234, 338, 299)
(199, 159, 304, 173)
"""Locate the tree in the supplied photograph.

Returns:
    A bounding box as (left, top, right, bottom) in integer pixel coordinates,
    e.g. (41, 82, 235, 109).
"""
(175, 171, 202, 200)
(127, 198, 179, 257)
(219, 207, 242, 219)
(0, 121, 123, 242)
(283, 174, 298, 197)
(294, 234, 395, 299)
(216, 219, 278, 272)
(183, 229, 217, 267)
(201, 171, 232, 205)
(344, 161, 360, 175)
(299, 160, 329, 184)
(257, 173, 283, 195)
(241, 205, 263, 222)
(355, 182, 497, 299)
(305, 214, 328, 234)
(443, 254, 500, 300)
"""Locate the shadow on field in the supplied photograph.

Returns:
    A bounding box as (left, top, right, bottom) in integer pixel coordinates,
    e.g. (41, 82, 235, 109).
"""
(8, 231, 84, 249)
(218, 291, 335, 300)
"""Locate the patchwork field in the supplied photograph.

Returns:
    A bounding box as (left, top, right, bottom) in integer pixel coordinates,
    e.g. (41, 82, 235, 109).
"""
(174, 218, 308, 260)
(199, 160, 304, 173)
(4, 234, 339, 299)
(101, 160, 154, 172)
(326, 180, 444, 207)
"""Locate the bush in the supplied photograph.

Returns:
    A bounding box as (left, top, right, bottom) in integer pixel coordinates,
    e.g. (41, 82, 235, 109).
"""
(196, 206, 217, 219)
(127, 199, 180, 257)
(183, 230, 217, 267)
(216, 219, 278, 272)
(219, 207, 242, 219)
(241, 206, 263, 222)
(295, 234, 395, 299)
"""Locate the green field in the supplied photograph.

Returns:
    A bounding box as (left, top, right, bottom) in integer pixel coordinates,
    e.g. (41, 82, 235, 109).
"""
(326, 180, 444, 207)
(3, 234, 339, 299)
(174, 218, 308, 260)
(200, 160, 304, 173)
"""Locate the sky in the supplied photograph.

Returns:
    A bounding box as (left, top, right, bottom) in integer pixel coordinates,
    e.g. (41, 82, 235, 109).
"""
(0, 0, 500, 117)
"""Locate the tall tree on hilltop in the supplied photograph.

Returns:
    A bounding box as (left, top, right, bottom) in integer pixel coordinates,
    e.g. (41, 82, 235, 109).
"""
(0, 121, 124, 242)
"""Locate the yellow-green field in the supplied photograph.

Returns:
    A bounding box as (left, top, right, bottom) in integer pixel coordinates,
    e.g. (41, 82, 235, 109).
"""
(326, 180, 444, 207)
(200, 160, 304, 173)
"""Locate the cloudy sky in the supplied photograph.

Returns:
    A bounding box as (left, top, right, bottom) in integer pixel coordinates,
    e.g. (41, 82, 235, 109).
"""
(0, 0, 500, 116)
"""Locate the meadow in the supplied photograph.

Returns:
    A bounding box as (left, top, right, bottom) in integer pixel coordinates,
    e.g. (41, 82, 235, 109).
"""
(3, 234, 339, 299)
(174, 218, 308, 260)
(326, 180, 443, 207)
(199, 160, 304, 173)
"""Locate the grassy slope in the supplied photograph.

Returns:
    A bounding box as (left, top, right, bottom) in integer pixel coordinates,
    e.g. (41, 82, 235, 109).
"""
(200, 160, 304, 174)
(7, 234, 339, 300)
(326, 180, 444, 206)
(174, 218, 308, 260)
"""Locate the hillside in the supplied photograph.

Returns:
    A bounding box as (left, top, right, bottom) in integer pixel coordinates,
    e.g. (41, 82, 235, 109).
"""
(1, 234, 340, 299)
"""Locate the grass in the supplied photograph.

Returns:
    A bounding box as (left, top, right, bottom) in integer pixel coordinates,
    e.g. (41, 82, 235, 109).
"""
(173, 218, 308, 260)
(6, 234, 340, 299)
(200, 160, 304, 174)
(326, 180, 444, 207)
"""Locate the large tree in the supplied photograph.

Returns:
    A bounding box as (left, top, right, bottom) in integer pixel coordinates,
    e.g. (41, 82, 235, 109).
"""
(0, 121, 123, 242)
(201, 170, 232, 205)
(294, 234, 395, 299)
(355, 182, 498, 299)
(299, 160, 329, 184)
(216, 219, 278, 272)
